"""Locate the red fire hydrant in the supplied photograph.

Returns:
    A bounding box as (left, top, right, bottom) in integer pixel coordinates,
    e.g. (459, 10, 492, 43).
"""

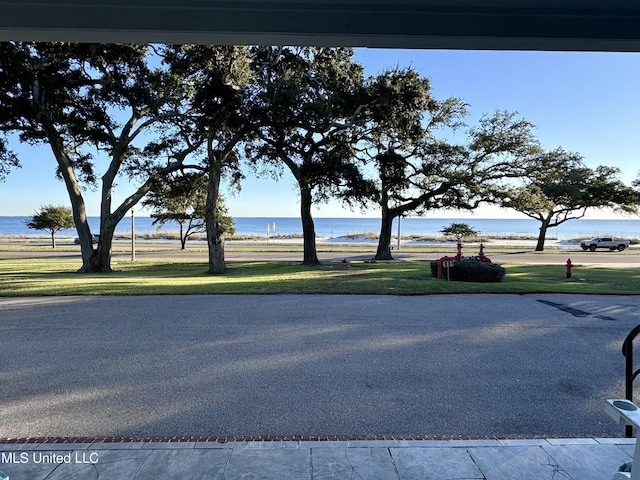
(566, 258, 572, 279)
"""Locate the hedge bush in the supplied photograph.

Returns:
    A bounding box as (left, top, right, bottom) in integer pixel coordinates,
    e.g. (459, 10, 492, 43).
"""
(430, 259, 506, 282)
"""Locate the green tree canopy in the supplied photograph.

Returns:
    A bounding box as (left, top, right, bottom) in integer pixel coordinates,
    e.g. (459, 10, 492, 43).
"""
(250, 47, 371, 265)
(0, 139, 19, 181)
(499, 148, 638, 251)
(355, 67, 470, 259)
(26, 204, 74, 248)
(356, 70, 540, 260)
(440, 223, 479, 243)
(152, 44, 254, 273)
(143, 173, 235, 249)
(0, 42, 191, 272)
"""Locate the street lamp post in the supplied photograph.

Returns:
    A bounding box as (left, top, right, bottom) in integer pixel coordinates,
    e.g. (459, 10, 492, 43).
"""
(131, 209, 136, 262)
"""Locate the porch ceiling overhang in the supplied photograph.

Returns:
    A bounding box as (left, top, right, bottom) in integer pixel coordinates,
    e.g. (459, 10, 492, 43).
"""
(1, 0, 639, 51)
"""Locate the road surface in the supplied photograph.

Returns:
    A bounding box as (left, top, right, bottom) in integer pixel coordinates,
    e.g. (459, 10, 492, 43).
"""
(1, 294, 639, 439)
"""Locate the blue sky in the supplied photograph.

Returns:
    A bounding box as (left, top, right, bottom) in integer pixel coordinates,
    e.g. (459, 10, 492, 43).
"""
(1, 48, 639, 218)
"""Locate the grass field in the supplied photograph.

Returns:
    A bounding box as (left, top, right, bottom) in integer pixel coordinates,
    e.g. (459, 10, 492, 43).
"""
(1, 257, 638, 296)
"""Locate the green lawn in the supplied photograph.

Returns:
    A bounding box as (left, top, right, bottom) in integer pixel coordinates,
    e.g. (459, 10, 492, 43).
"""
(0, 258, 638, 296)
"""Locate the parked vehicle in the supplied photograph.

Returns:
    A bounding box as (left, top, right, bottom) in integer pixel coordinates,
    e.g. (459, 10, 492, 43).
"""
(74, 234, 100, 245)
(579, 237, 629, 252)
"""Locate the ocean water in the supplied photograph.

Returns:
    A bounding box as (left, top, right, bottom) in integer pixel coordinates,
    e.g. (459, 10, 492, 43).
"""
(2, 216, 640, 240)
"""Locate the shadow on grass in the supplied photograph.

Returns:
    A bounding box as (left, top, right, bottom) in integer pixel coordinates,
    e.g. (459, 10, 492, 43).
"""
(1, 259, 639, 296)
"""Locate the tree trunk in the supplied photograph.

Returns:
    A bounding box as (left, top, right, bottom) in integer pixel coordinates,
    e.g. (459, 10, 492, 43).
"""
(88, 240, 113, 272)
(89, 216, 118, 272)
(42, 124, 94, 271)
(83, 164, 123, 273)
(300, 185, 320, 266)
(88, 144, 163, 273)
(180, 223, 187, 250)
(375, 206, 395, 260)
(535, 219, 551, 252)
(206, 155, 226, 274)
(50, 231, 56, 249)
(73, 204, 95, 272)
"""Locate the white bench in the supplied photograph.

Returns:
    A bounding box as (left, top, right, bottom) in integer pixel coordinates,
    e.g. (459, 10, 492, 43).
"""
(605, 399, 640, 480)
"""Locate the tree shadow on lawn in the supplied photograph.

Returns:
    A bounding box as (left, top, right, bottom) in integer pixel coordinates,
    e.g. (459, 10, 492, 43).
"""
(2, 261, 640, 296)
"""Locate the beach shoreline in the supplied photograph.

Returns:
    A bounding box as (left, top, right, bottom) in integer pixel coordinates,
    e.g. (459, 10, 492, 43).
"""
(0, 234, 624, 252)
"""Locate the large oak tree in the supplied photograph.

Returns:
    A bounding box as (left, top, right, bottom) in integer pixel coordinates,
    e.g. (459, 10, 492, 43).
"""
(0, 42, 189, 272)
(499, 148, 638, 251)
(357, 67, 540, 260)
(154, 45, 254, 273)
(250, 47, 370, 265)
(356, 68, 469, 259)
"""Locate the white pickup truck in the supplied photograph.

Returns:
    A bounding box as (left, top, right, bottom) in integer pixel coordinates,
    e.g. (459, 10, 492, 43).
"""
(580, 237, 630, 252)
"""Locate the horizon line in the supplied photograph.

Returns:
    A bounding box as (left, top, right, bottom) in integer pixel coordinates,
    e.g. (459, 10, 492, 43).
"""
(0, 215, 636, 221)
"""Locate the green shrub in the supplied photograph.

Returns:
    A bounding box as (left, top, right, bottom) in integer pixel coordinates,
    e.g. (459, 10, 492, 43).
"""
(430, 259, 506, 282)
(430, 260, 440, 277)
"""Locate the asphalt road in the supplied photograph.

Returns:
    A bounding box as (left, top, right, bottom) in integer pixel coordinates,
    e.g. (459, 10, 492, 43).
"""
(1, 294, 640, 439)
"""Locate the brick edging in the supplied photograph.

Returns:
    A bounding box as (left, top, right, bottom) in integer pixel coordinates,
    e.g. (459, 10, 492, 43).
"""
(0, 433, 622, 444)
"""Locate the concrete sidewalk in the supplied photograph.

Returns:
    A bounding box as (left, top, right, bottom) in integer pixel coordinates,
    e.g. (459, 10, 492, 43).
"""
(0, 437, 634, 480)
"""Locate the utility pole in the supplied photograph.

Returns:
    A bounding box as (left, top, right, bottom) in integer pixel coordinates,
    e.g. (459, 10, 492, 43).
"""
(131, 209, 136, 262)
